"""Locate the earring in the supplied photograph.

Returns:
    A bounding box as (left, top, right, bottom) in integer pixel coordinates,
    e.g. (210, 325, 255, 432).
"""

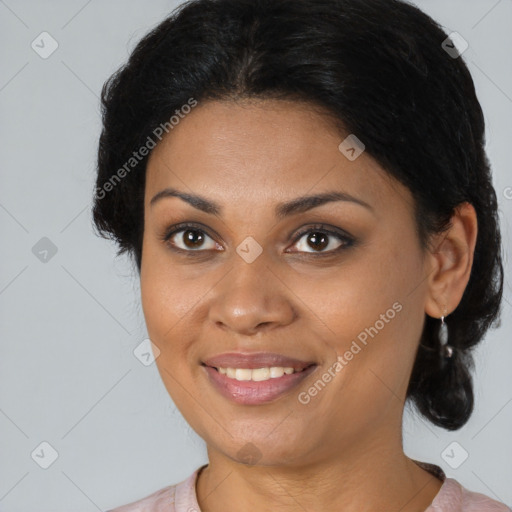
(439, 309, 454, 359)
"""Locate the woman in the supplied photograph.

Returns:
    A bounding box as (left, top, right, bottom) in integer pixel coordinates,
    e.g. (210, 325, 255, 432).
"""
(93, 0, 509, 510)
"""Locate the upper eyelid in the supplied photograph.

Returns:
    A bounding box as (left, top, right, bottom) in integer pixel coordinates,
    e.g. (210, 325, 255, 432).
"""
(164, 222, 352, 249)
(292, 224, 352, 240)
(163, 222, 220, 242)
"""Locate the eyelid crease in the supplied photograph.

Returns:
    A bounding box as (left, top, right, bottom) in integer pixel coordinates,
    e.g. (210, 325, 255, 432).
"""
(160, 221, 355, 255)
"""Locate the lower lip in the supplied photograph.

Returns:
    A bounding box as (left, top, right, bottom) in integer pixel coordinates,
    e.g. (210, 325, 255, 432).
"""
(203, 365, 317, 405)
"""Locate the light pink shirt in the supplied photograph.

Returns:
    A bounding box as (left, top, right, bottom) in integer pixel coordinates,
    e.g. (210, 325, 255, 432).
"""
(106, 461, 511, 512)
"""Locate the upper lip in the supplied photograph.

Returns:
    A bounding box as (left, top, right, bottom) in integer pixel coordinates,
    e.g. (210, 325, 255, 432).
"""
(202, 352, 316, 370)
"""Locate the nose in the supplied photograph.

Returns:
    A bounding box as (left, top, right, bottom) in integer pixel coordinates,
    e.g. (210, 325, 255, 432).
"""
(207, 253, 296, 336)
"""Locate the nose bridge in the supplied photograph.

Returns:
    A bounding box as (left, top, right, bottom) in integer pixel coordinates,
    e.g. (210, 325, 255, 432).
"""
(208, 245, 295, 334)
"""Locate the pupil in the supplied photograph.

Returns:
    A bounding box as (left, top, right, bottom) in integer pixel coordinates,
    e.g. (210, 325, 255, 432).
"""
(181, 230, 330, 251)
(184, 229, 204, 248)
(309, 232, 328, 251)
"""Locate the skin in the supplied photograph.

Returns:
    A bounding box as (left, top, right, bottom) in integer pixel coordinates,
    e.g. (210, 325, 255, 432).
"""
(140, 99, 478, 512)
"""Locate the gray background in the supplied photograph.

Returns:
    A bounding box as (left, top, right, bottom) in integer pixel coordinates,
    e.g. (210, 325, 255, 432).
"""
(0, 0, 511, 510)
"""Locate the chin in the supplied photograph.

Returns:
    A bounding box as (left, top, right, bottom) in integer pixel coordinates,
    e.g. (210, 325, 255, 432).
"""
(209, 427, 314, 468)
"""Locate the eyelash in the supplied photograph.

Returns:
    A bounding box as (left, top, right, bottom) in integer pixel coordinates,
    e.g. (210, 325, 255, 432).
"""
(159, 222, 355, 257)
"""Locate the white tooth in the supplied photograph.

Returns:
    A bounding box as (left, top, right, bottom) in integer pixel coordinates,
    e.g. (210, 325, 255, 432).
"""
(251, 368, 270, 381)
(221, 366, 298, 380)
(269, 367, 285, 378)
(235, 368, 252, 381)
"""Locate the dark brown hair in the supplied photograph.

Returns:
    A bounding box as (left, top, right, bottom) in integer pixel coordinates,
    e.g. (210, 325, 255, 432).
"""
(92, 0, 504, 430)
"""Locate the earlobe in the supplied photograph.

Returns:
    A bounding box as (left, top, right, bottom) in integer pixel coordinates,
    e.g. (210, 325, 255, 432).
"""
(424, 202, 478, 319)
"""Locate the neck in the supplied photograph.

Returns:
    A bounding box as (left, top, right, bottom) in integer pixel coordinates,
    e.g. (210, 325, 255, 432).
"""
(196, 427, 443, 512)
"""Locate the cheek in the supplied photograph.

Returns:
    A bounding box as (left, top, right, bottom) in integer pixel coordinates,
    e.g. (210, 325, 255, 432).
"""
(141, 233, 194, 318)
(307, 233, 425, 389)
(140, 248, 205, 417)
(140, 242, 195, 358)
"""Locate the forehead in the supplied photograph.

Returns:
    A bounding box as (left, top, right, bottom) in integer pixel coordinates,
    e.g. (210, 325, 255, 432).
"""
(144, 99, 406, 213)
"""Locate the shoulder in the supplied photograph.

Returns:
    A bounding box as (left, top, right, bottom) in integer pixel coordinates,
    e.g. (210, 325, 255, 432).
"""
(428, 477, 511, 512)
(105, 484, 175, 512)
(105, 466, 203, 512)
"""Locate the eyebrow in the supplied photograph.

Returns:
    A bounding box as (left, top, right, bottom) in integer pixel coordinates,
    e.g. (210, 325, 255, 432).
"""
(149, 187, 374, 219)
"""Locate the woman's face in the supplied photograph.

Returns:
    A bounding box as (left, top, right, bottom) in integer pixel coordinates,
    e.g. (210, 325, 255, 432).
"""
(141, 99, 432, 467)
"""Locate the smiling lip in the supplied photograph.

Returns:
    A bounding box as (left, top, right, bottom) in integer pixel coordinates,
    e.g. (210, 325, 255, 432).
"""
(203, 352, 315, 370)
(202, 352, 317, 405)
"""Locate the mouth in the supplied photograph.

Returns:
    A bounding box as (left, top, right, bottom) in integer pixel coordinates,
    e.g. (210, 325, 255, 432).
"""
(201, 352, 318, 405)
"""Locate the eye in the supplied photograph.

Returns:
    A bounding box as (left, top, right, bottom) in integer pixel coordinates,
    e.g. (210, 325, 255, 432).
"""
(289, 224, 354, 255)
(160, 222, 354, 256)
(161, 223, 220, 253)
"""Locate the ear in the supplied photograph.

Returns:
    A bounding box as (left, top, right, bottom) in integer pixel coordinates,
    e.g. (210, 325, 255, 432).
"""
(424, 202, 478, 318)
